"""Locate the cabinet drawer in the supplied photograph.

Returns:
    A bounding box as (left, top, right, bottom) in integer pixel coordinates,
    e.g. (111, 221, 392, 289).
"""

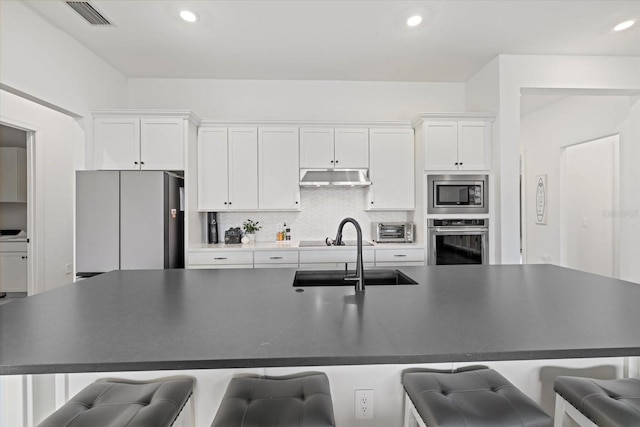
(188, 251, 253, 266)
(254, 251, 299, 265)
(299, 249, 374, 264)
(375, 248, 424, 263)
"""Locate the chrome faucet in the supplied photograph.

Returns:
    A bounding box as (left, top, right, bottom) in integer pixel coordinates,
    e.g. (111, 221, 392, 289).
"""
(332, 217, 365, 292)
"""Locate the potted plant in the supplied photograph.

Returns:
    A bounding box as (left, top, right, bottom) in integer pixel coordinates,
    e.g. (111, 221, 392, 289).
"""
(242, 219, 261, 243)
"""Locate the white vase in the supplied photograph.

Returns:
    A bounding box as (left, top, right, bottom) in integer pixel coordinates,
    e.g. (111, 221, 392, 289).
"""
(247, 233, 256, 243)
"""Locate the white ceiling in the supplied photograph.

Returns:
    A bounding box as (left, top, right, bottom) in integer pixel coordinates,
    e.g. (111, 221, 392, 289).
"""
(23, 0, 640, 82)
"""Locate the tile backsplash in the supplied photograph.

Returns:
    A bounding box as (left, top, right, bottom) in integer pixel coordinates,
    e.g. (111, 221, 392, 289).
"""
(216, 188, 408, 242)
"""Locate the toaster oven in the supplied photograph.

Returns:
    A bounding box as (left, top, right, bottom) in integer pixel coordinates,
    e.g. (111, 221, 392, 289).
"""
(373, 222, 414, 243)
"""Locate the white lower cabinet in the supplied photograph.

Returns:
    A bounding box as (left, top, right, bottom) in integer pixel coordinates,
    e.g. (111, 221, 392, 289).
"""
(187, 246, 423, 269)
(188, 251, 253, 269)
(375, 248, 425, 267)
(254, 250, 299, 268)
(0, 245, 27, 293)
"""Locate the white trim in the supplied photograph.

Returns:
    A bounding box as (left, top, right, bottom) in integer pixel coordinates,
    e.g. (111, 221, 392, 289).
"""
(200, 119, 413, 128)
(403, 392, 427, 427)
(554, 393, 597, 427)
(412, 112, 496, 127)
(91, 110, 201, 126)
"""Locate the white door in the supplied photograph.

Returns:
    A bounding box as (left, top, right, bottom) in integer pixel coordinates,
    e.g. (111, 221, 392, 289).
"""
(368, 129, 414, 210)
(458, 121, 490, 170)
(259, 127, 300, 210)
(197, 127, 229, 210)
(140, 118, 184, 170)
(300, 128, 334, 168)
(0, 252, 27, 292)
(94, 118, 140, 170)
(334, 128, 369, 168)
(424, 121, 458, 170)
(563, 136, 619, 278)
(228, 127, 258, 210)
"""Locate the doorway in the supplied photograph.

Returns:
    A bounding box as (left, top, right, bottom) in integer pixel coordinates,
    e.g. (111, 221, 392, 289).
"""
(561, 135, 620, 278)
(0, 124, 30, 299)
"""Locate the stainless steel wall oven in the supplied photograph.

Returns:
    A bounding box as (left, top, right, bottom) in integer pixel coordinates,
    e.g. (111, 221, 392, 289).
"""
(428, 219, 488, 265)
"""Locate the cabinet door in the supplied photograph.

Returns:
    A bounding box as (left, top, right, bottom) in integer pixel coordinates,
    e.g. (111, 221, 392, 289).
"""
(368, 129, 414, 210)
(259, 127, 300, 210)
(0, 147, 27, 202)
(228, 127, 258, 210)
(94, 118, 140, 170)
(140, 118, 185, 170)
(197, 127, 229, 210)
(424, 121, 458, 170)
(458, 121, 491, 170)
(334, 128, 369, 168)
(0, 252, 27, 292)
(299, 128, 334, 168)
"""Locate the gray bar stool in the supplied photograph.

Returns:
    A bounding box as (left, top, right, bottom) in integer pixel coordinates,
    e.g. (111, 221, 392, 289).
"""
(402, 365, 553, 427)
(211, 371, 335, 427)
(37, 376, 195, 427)
(553, 375, 640, 427)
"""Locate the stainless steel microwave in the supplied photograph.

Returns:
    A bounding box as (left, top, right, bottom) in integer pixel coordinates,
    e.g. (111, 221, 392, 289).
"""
(427, 174, 488, 214)
(372, 222, 414, 243)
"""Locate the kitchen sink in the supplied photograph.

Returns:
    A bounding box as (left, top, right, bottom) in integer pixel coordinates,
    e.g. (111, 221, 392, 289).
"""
(293, 269, 417, 287)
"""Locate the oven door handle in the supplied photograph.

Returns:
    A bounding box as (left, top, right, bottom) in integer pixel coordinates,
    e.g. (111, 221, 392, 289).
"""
(431, 227, 488, 234)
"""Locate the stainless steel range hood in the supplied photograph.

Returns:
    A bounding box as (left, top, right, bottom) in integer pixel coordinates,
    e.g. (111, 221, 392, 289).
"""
(300, 169, 371, 187)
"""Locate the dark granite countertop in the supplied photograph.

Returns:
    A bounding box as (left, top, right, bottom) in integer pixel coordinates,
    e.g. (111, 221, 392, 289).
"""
(1, 265, 639, 375)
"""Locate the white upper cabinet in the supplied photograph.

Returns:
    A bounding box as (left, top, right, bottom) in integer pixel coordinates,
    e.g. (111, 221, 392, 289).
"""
(94, 118, 140, 170)
(139, 118, 185, 170)
(0, 147, 27, 203)
(197, 127, 258, 211)
(334, 128, 369, 168)
(300, 127, 368, 168)
(228, 128, 259, 210)
(457, 121, 490, 170)
(299, 128, 334, 168)
(94, 112, 194, 171)
(367, 128, 414, 210)
(423, 120, 491, 171)
(259, 127, 300, 210)
(197, 128, 228, 211)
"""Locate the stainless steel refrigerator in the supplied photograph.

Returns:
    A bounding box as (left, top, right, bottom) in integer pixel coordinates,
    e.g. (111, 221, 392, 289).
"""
(76, 171, 184, 276)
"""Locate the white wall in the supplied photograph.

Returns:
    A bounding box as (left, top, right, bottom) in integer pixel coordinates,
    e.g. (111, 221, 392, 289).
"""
(520, 95, 639, 283)
(128, 78, 465, 121)
(0, 0, 128, 168)
(467, 55, 640, 265)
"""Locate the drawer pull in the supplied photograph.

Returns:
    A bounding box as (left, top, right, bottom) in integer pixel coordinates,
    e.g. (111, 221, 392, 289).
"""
(214, 257, 227, 260)
(269, 256, 283, 260)
(393, 254, 407, 257)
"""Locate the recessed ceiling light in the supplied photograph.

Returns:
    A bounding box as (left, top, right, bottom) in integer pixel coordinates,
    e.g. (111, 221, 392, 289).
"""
(180, 10, 198, 23)
(614, 20, 635, 31)
(407, 15, 422, 27)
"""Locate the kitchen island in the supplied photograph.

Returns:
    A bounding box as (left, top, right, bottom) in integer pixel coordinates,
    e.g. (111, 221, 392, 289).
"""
(1, 264, 639, 375)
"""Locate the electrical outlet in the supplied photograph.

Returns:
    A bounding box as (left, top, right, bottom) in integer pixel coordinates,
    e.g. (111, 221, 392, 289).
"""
(65, 263, 72, 274)
(355, 389, 374, 419)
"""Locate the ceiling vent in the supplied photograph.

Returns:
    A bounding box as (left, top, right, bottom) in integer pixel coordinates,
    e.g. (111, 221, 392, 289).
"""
(65, 1, 112, 25)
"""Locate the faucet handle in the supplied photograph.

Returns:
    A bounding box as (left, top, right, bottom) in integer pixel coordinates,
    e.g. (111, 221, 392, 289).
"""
(325, 237, 335, 246)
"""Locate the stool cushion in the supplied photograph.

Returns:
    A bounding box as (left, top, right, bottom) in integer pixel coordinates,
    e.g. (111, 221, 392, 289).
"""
(402, 366, 553, 427)
(38, 376, 194, 427)
(211, 371, 335, 427)
(554, 376, 640, 427)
